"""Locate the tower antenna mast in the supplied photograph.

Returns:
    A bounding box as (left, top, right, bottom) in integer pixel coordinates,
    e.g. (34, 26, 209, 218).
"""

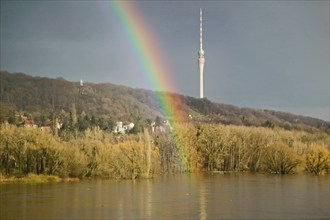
(198, 8, 205, 99)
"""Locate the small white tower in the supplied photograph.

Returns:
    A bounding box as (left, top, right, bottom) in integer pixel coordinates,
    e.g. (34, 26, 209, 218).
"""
(198, 8, 205, 99)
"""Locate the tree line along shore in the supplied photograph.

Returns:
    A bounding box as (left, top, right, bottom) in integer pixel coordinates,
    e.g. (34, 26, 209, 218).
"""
(1, 120, 329, 183)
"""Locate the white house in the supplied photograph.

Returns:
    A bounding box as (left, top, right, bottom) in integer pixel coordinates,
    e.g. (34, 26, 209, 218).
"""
(113, 121, 134, 134)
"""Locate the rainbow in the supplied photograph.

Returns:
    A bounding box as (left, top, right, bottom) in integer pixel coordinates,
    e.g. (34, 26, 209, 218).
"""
(110, 1, 185, 121)
(110, 1, 191, 171)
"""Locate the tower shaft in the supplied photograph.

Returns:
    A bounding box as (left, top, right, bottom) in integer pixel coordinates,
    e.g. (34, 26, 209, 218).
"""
(198, 8, 205, 99)
(200, 8, 203, 52)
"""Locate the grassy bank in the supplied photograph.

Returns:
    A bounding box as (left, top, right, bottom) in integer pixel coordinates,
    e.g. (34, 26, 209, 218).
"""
(0, 173, 62, 184)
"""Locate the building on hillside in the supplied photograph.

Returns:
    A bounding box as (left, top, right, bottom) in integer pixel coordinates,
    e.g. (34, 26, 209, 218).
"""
(20, 116, 38, 128)
(113, 121, 134, 134)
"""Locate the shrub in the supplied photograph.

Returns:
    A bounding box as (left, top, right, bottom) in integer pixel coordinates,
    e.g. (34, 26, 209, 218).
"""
(263, 143, 302, 174)
(305, 145, 330, 176)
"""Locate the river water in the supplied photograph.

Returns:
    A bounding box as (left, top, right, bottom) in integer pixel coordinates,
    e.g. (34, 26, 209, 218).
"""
(1, 174, 329, 219)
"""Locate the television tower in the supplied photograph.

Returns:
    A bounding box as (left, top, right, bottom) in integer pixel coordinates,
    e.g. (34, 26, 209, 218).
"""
(198, 8, 205, 99)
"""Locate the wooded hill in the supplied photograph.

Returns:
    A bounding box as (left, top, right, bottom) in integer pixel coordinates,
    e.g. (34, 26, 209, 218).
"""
(1, 71, 328, 132)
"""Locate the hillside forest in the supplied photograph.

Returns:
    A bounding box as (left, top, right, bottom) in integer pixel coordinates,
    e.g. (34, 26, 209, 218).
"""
(0, 72, 329, 180)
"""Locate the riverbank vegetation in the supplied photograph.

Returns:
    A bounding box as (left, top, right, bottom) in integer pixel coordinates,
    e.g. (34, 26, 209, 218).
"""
(1, 122, 329, 182)
(0, 124, 160, 180)
(167, 123, 329, 175)
(0, 173, 61, 183)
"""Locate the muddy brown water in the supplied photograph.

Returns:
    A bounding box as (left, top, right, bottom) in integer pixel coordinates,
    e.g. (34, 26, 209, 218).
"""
(1, 173, 329, 219)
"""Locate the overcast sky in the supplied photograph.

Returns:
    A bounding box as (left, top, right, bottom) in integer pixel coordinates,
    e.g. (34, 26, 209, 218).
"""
(1, 1, 329, 121)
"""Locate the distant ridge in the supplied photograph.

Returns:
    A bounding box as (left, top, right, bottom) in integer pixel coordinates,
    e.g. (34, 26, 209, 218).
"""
(1, 71, 328, 132)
